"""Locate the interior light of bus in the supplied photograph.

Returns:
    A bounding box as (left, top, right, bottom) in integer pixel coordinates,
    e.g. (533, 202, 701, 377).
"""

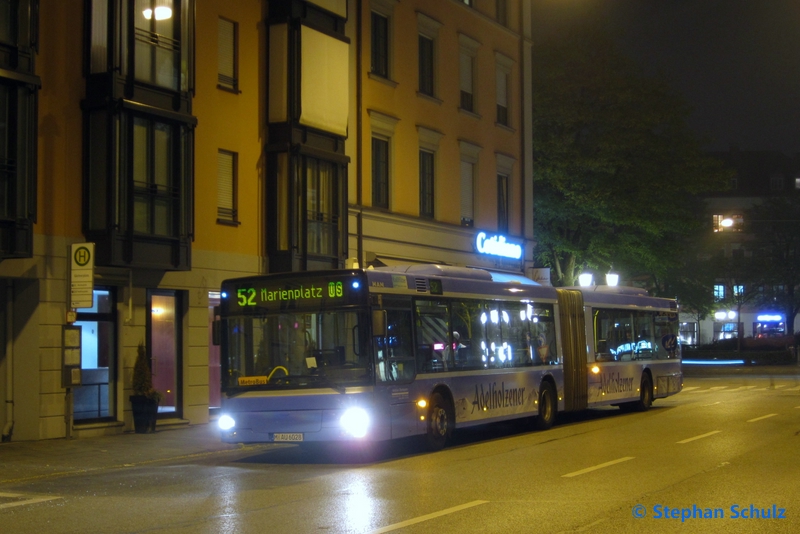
(433, 342, 445, 351)
(218, 414, 236, 431)
(490, 310, 499, 324)
(340, 407, 370, 438)
(519, 309, 526, 321)
(502, 311, 509, 324)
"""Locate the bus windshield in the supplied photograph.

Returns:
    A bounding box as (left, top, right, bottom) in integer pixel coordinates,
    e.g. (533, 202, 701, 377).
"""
(224, 309, 370, 391)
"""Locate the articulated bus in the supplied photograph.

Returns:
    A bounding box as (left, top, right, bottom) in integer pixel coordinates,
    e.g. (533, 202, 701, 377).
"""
(215, 265, 682, 450)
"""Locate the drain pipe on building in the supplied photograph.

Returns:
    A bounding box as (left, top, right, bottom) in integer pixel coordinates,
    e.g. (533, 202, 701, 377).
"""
(2, 280, 14, 442)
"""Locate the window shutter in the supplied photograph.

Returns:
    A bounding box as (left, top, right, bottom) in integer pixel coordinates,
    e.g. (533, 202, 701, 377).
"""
(218, 19, 235, 88)
(496, 68, 507, 107)
(460, 160, 473, 223)
(218, 151, 234, 219)
(460, 53, 472, 94)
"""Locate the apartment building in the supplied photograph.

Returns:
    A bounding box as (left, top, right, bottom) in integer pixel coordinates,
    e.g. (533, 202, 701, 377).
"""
(0, 0, 532, 441)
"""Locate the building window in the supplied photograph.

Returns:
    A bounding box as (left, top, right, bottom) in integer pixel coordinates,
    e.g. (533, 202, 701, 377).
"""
(459, 34, 480, 114)
(795, 177, 800, 190)
(132, 116, 179, 237)
(733, 285, 744, 297)
(713, 214, 743, 232)
(460, 161, 474, 227)
(218, 17, 238, 91)
(420, 150, 434, 219)
(372, 137, 389, 209)
(0, 82, 12, 221)
(460, 140, 481, 227)
(770, 175, 784, 191)
(306, 158, 338, 256)
(679, 322, 697, 346)
(496, 0, 508, 26)
(496, 70, 508, 125)
(713, 284, 724, 301)
(371, 12, 388, 78)
(497, 173, 509, 233)
(134, 0, 181, 90)
(217, 150, 237, 224)
(495, 53, 513, 127)
(418, 35, 434, 97)
(0, 0, 14, 43)
(460, 52, 474, 112)
(417, 12, 441, 99)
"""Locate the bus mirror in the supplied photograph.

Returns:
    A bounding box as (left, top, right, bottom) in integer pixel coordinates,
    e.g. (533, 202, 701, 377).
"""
(212, 306, 221, 346)
(372, 310, 387, 337)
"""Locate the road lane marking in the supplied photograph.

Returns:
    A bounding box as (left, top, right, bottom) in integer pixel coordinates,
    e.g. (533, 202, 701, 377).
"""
(0, 492, 61, 509)
(709, 386, 728, 391)
(726, 386, 757, 392)
(562, 457, 635, 478)
(771, 385, 786, 389)
(747, 413, 778, 423)
(677, 430, 721, 444)
(681, 386, 700, 392)
(702, 401, 721, 406)
(785, 385, 800, 391)
(368, 500, 489, 533)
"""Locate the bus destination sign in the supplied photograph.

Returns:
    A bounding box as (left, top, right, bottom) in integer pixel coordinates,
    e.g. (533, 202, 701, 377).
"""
(221, 272, 367, 313)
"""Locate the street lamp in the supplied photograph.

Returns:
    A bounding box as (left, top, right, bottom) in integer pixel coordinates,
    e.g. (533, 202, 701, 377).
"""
(578, 273, 593, 287)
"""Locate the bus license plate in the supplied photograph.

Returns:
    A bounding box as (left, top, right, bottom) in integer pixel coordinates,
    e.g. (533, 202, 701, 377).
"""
(273, 433, 304, 442)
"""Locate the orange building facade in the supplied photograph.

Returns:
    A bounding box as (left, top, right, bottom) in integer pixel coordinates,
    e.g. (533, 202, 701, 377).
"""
(0, 0, 533, 441)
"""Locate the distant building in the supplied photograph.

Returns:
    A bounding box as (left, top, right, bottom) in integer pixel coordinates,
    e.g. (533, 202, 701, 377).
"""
(680, 148, 800, 346)
(0, 0, 533, 441)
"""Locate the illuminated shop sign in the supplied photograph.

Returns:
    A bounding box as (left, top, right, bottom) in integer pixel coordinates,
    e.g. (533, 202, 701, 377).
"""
(475, 232, 523, 260)
(756, 314, 782, 322)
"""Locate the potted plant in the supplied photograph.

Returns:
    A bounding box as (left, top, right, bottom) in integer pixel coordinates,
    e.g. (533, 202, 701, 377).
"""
(129, 342, 162, 433)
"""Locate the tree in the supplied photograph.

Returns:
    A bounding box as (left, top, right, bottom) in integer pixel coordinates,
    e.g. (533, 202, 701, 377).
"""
(745, 197, 800, 334)
(532, 25, 732, 287)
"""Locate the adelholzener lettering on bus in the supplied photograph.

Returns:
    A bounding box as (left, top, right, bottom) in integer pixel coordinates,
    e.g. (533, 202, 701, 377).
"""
(472, 382, 526, 413)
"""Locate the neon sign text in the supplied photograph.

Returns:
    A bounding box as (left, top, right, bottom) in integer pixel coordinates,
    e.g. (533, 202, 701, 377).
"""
(475, 232, 523, 260)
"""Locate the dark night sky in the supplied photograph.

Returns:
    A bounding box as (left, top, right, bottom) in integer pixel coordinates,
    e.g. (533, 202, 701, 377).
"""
(531, 0, 800, 155)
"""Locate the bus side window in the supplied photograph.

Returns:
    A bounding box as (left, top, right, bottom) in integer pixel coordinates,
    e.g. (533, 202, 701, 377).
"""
(414, 300, 450, 372)
(377, 309, 415, 382)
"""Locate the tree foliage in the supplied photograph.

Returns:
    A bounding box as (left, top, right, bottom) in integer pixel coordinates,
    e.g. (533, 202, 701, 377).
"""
(532, 26, 732, 289)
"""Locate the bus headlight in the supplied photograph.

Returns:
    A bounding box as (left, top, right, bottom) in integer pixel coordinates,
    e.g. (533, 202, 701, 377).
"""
(218, 414, 236, 431)
(340, 407, 370, 438)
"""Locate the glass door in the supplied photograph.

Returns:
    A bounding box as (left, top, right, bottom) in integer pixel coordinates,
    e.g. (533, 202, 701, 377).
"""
(74, 289, 116, 421)
(148, 290, 181, 417)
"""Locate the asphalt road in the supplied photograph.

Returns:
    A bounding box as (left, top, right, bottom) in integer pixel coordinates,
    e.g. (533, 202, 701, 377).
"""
(1, 370, 799, 533)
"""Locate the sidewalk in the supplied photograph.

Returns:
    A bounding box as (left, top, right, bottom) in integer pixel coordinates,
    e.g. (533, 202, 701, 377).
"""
(0, 423, 258, 486)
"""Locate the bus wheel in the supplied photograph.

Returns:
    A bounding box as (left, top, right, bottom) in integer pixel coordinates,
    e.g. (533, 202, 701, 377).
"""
(426, 393, 453, 451)
(634, 374, 653, 412)
(534, 381, 557, 430)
